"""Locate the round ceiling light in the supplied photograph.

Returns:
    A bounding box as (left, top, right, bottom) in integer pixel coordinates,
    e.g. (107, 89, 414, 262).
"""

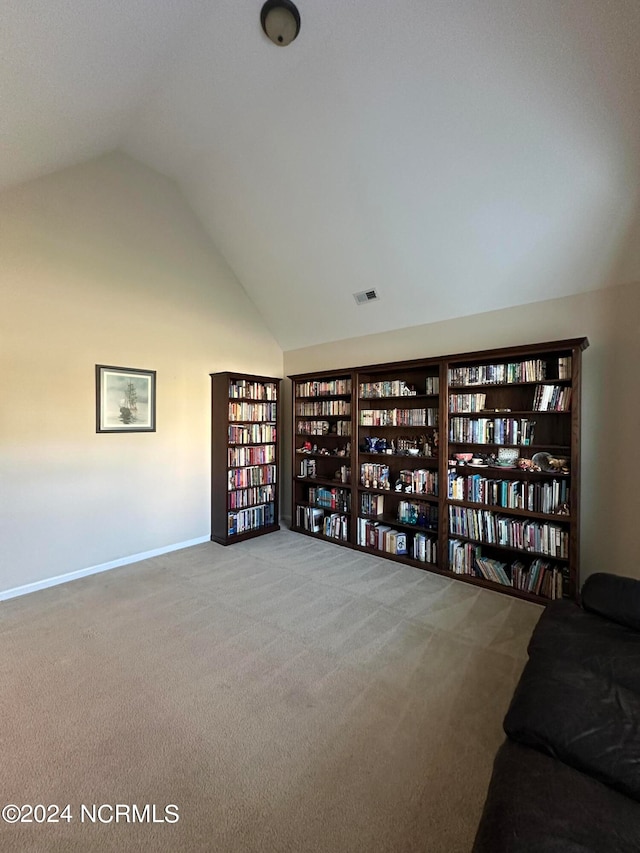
(260, 0, 301, 46)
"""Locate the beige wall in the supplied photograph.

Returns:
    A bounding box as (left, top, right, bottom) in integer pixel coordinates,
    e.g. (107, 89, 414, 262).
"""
(283, 282, 640, 584)
(0, 153, 283, 595)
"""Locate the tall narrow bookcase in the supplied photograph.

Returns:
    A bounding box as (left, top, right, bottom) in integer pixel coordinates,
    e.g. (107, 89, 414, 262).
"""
(211, 371, 281, 545)
(292, 371, 353, 543)
(289, 338, 588, 603)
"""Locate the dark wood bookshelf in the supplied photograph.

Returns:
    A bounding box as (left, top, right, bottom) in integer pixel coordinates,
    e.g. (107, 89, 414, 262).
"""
(289, 338, 587, 604)
(210, 371, 281, 545)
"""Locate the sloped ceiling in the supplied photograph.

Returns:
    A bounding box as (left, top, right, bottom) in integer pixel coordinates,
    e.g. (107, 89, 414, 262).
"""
(4, 1, 640, 349)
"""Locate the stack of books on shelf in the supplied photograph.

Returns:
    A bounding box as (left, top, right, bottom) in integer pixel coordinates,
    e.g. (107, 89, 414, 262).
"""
(296, 379, 351, 396)
(448, 359, 546, 386)
(512, 559, 567, 599)
(228, 464, 277, 489)
(228, 423, 276, 444)
(398, 468, 438, 495)
(228, 445, 276, 466)
(413, 532, 437, 564)
(448, 539, 481, 574)
(557, 356, 572, 379)
(296, 505, 324, 533)
(357, 520, 408, 555)
(361, 493, 384, 516)
(448, 507, 569, 558)
(449, 393, 487, 413)
(447, 472, 570, 514)
(229, 484, 276, 509)
(308, 486, 350, 512)
(323, 513, 349, 540)
(228, 380, 278, 400)
(360, 462, 390, 489)
(228, 503, 275, 535)
(360, 408, 437, 427)
(449, 416, 536, 445)
(229, 401, 277, 421)
(397, 500, 438, 529)
(533, 385, 572, 412)
(297, 420, 330, 435)
(475, 555, 511, 586)
(296, 400, 351, 416)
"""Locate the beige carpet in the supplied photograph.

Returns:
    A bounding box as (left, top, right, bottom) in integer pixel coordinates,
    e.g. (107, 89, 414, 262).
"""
(0, 529, 541, 852)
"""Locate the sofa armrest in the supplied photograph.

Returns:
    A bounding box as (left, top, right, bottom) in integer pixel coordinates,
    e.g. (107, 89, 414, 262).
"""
(582, 572, 640, 632)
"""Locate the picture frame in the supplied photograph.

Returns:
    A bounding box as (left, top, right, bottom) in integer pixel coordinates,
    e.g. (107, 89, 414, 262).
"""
(96, 365, 156, 433)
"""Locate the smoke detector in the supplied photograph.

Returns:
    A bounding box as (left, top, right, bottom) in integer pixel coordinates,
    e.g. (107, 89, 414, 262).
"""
(353, 289, 379, 305)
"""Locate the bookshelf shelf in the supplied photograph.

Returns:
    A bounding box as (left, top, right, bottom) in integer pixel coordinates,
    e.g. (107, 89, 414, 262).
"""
(211, 371, 281, 545)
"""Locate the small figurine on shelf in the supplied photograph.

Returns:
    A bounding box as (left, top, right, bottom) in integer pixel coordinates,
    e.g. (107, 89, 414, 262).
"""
(299, 440, 312, 453)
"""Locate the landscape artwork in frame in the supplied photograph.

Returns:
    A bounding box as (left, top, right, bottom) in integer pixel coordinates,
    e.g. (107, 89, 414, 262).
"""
(96, 365, 156, 433)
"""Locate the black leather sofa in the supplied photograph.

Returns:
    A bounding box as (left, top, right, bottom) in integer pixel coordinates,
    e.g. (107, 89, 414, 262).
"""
(473, 572, 640, 852)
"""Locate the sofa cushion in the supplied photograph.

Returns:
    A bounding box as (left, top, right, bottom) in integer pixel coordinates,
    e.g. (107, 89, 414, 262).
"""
(473, 740, 640, 853)
(527, 599, 640, 695)
(504, 652, 640, 803)
(582, 572, 640, 632)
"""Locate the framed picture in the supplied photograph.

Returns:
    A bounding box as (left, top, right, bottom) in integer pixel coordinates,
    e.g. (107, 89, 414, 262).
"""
(96, 365, 156, 433)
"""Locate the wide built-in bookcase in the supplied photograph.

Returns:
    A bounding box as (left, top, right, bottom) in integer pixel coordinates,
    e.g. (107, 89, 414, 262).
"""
(289, 338, 588, 603)
(211, 371, 281, 545)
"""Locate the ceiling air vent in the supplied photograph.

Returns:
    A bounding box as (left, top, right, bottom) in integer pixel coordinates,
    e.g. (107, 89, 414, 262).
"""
(353, 289, 379, 305)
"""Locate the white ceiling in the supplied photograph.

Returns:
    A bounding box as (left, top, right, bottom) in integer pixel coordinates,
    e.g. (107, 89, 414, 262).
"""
(4, 0, 640, 349)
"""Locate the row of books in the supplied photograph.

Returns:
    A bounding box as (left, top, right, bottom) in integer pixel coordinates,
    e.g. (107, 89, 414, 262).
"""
(295, 505, 348, 540)
(532, 384, 572, 412)
(448, 540, 480, 575)
(359, 408, 438, 427)
(228, 445, 276, 467)
(397, 468, 438, 496)
(448, 544, 567, 599)
(227, 503, 275, 535)
(229, 380, 277, 401)
(447, 473, 570, 514)
(448, 507, 569, 558)
(228, 402, 276, 422)
(307, 487, 351, 512)
(360, 493, 384, 515)
(357, 519, 408, 555)
(448, 393, 487, 413)
(295, 400, 351, 416)
(512, 558, 567, 599)
(449, 417, 536, 445)
(448, 359, 547, 386)
(360, 462, 390, 488)
(413, 532, 437, 564)
(557, 356, 572, 380)
(359, 377, 439, 398)
(397, 500, 438, 529)
(228, 464, 277, 489)
(228, 484, 276, 509)
(297, 420, 351, 436)
(228, 424, 276, 444)
(296, 379, 351, 397)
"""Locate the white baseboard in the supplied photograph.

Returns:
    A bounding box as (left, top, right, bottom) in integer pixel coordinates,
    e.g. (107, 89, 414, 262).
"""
(0, 536, 211, 602)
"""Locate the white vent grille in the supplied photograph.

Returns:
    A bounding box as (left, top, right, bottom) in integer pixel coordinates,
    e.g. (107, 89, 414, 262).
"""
(353, 289, 379, 305)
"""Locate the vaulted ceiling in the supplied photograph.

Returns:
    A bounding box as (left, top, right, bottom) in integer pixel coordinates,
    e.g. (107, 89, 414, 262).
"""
(4, 1, 640, 349)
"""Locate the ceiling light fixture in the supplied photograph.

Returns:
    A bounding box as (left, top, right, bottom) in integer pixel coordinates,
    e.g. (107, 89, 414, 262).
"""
(260, 0, 301, 46)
